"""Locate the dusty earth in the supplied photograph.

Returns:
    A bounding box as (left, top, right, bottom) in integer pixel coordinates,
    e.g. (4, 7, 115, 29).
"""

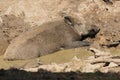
(0, 0, 120, 80)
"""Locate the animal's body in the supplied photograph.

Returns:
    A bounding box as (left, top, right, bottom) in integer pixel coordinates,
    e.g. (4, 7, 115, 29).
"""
(3, 16, 100, 60)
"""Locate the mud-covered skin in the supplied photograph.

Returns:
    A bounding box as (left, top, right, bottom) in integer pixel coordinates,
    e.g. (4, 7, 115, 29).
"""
(3, 16, 100, 60)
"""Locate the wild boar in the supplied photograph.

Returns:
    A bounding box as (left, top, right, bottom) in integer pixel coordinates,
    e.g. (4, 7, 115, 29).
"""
(3, 16, 100, 60)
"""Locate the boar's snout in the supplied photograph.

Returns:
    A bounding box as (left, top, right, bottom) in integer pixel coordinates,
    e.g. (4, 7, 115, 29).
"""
(88, 25, 100, 38)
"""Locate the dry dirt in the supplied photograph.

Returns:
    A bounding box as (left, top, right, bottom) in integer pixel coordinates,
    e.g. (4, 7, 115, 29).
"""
(0, 0, 120, 48)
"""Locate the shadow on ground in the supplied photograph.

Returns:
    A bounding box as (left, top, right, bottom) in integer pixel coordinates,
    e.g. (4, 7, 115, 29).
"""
(0, 68, 120, 80)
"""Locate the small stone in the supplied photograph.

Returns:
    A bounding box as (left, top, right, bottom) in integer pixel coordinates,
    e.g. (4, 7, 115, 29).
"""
(108, 62, 118, 68)
(89, 47, 111, 57)
(82, 63, 105, 73)
(23, 67, 39, 72)
(99, 67, 109, 73)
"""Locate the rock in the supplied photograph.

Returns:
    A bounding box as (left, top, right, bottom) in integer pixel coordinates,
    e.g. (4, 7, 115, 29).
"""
(64, 56, 84, 72)
(101, 41, 120, 48)
(23, 67, 39, 72)
(38, 63, 65, 72)
(108, 62, 118, 67)
(99, 67, 109, 73)
(89, 47, 111, 58)
(99, 62, 119, 73)
(22, 57, 84, 72)
(108, 66, 120, 73)
(82, 63, 105, 73)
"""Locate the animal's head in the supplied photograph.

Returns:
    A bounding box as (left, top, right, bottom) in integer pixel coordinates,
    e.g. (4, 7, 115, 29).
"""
(64, 16, 100, 40)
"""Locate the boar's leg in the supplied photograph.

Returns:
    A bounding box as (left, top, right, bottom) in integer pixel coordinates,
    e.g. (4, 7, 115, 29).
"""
(65, 41, 91, 49)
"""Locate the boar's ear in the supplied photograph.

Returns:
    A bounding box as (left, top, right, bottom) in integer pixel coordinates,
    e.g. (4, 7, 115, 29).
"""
(64, 16, 74, 26)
